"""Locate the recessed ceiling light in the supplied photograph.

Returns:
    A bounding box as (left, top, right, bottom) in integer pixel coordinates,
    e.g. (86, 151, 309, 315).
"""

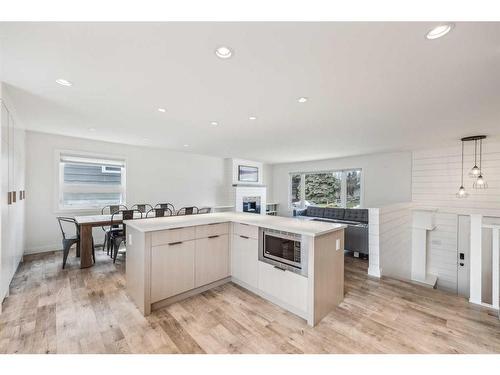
(157, 108, 166, 113)
(249, 116, 257, 120)
(210, 121, 219, 126)
(426, 23, 454, 40)
(215, 46, 233, 59)
(183, 144, 189, 148)
(56, 79, 72, 87)
(88, 127, 96, 132)
(298, 97, 308, 103)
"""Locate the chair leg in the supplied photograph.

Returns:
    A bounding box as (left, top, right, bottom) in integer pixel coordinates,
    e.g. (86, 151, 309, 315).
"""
(92, 238, 96, 264)
(62, 242, 71, 269)
(76, 242, 81, 257)
(102, 234, 107, 253)
(106, 232, 111, 255)
(113, 238, 123, 263)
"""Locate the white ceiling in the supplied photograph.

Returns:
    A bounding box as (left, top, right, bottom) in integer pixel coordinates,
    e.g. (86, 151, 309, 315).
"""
(1, 22, 499, 163)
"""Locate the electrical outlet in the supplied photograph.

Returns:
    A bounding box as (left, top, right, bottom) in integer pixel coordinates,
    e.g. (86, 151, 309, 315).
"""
(128, 234, 133, 245)
(336, 238, 341, 251)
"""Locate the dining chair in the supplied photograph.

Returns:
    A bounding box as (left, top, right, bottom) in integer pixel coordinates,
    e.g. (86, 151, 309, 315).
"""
(131, 204, 154, 214)
(57, 217, 95, 269)
(146, 207, 173, 218)
(101, 204, 128, 254)
(109, 209, 143, 263)
(155, 203, 175, 213)
(176, 206, 199, 216)
(198, 207, 212, 214)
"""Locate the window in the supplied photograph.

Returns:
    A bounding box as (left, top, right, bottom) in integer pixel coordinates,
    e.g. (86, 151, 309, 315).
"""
(289, 169, 362, 209)
(57, 152, 126, 210)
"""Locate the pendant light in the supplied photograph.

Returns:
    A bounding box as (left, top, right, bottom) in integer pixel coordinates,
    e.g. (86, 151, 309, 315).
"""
(456, 140, 468, 198)
(469, 139, 480, 178)
(473, 138, 488, 189)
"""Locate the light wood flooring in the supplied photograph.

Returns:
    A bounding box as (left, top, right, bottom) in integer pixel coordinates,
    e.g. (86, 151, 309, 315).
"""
(1, 249, 499, 354)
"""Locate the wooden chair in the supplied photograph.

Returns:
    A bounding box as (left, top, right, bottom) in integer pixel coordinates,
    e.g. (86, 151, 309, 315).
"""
(198, 207, 212, 214)
(109, 209, 143, 263)
(131, 204, 154, 214)
(57, 217, 95, 269)
(146, 207, 173, 218)
(176, 206, 198, 216)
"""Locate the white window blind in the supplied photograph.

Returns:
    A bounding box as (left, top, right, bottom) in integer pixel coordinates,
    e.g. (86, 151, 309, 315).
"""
(58, 153, 126, 209)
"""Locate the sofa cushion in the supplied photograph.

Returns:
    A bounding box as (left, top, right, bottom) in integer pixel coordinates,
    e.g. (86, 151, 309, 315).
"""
(305, 206, 325, 218)
(323, 208, 345, 220)
(343, 208, 369, 223)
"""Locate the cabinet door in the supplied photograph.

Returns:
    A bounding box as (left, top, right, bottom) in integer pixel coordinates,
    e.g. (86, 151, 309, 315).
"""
(195, 234, 229, 287)
(258, 261, 308, 313)
(151, 241, 195, 302)
(231, 234, 259, 289)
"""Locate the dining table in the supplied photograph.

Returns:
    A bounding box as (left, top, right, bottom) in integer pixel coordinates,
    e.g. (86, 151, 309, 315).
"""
(74, 212, 147, 268)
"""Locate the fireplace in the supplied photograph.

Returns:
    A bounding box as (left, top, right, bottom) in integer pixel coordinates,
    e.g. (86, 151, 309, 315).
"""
(234, 185, 266, 215)
(242, 196, 261, 214)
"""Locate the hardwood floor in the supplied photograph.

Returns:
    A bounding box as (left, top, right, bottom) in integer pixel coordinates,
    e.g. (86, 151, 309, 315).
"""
(1, 249, 499, 354)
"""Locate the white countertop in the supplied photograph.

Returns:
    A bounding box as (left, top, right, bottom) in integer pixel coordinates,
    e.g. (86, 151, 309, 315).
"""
(124, 212, 346, 237)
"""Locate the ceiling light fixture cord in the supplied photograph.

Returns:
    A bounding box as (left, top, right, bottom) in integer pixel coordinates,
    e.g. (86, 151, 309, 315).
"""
(461, 140, 464, 186)
(479, 139, 482, 174)
(474, 139, 477, 166)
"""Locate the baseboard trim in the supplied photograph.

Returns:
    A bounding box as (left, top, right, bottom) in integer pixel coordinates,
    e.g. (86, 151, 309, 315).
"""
(24, 244, 62, 255)
(151, 277, 231, 311)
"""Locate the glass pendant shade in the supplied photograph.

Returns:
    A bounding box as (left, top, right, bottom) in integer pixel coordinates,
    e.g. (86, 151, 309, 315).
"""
(470, 165, 480, 177)
(456, 185, 468, 198)
(473, 174, 488, 189)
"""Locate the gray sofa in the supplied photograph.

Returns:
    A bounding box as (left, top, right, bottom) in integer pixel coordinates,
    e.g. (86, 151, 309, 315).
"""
(295, 207, 369, 256)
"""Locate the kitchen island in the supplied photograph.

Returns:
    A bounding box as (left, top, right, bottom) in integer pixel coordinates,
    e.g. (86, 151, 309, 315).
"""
(124, 212, 345, 326)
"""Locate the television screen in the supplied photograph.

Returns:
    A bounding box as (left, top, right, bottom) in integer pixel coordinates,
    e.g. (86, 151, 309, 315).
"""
(238, 165, 259, 182)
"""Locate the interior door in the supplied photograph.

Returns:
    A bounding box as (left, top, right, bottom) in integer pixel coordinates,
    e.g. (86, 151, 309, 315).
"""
(457, 215, 470, 298)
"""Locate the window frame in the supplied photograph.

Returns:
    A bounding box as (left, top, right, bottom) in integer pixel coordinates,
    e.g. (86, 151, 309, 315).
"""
(54, 149, 127, 213)
(288, 168, 363, 210)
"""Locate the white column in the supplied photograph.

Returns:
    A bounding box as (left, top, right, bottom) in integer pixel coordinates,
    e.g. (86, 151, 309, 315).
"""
(492, 228, 499, 310)
(469, 214, 482, 305)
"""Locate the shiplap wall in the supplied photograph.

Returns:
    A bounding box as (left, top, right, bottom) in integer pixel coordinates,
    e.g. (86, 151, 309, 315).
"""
(413, 140, 500, 214)
(412, 140, 500, 293)
(377, 203, 412, 281)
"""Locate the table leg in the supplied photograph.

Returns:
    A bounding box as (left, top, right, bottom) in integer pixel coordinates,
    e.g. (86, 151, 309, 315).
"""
(80, 224, 94, 268)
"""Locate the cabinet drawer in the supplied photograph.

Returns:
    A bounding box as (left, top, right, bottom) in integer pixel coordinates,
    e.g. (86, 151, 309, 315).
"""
(151, 226, 196, 246)
(258, 261, 308, 313)
(233, 222, 259, 239)
(195, 222, 229, 238)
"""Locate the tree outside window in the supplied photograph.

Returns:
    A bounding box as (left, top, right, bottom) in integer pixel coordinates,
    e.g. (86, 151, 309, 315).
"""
(290, 169, 361, 209)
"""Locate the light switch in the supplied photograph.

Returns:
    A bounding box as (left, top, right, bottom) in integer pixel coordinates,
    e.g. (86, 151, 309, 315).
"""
(128, 234, 133, 245)
(336, 238, 341, 251)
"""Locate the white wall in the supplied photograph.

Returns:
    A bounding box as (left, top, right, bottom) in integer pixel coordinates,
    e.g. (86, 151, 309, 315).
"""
(271, 151, 412, 215)
(411, 140, 500, 293)
(25, 131, 273, 254)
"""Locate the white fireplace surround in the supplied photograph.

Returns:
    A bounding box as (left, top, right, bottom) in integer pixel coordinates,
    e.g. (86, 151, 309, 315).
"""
(234, 185, 267, 215)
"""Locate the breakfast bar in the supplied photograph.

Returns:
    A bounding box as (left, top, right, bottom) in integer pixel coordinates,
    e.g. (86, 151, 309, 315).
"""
(124, 212, 346, 326)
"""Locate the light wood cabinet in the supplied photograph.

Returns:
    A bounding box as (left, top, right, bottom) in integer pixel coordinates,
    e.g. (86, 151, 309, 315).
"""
(258, 261, 308, 314)
(0, 100, 26, 305)
(231, 234, 259, 289)
(150, 240, 195, 302)
(195, 234, 229, 287)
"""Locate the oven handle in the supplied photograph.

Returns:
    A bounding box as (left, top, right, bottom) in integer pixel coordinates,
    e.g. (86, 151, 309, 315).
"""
(274, 265, 287, 272)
